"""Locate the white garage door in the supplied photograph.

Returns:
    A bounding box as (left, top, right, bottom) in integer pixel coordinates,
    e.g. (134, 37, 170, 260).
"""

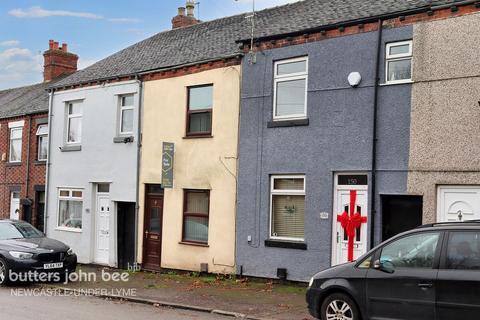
(437, 186, 480, 222)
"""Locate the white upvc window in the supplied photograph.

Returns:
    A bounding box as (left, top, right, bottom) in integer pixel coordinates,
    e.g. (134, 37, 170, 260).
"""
(8, 122, 23, 163)
(36, 124, 48, 161)
(385, 40, 413, 84)
(270, 175, 306, 241)
(57, 188, 83, 231)
(66, 101, 82, 144)
(119, 94, 134, 135)
(273, 57, 308, 120)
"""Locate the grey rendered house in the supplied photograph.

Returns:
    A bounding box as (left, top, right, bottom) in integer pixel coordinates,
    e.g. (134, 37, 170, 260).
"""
(235, 0, 463, 281)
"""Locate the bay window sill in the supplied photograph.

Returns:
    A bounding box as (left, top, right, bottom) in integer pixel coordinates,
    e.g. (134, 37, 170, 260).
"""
(265, 239, 307, 250)
(267, 118, 309, 128)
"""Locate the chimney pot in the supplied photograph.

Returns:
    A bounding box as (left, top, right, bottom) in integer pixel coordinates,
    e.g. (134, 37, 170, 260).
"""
(49, 39, 54, 50)
(62, 43, 68, 52)
(178, 7, 186, 16)
(186, 1, 195, 17)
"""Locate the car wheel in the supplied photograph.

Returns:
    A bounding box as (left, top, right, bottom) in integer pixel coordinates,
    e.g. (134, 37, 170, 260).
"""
(320, 293, 360, 320)
(0, 258, 10, 286)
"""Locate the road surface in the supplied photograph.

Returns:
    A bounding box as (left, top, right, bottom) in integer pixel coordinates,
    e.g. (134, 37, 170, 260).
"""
(0, 287, 228, 320)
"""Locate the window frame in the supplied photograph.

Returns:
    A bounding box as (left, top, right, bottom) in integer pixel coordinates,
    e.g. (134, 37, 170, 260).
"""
(118, 94, 135, 135)
(66, 101, 82, 145)
(36, 124, 48, 161)
(57, 188, 84, 232)
(8, 127, 23, 163)
(186, 84, 213, 137)
(269, 174, 306, 242)
(273, 57, 309, 121)
(182, 189, 210, 244)
(385, 40, 413, 85)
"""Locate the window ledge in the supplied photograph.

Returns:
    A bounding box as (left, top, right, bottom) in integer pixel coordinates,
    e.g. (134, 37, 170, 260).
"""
(113, 136, 134, 144)
(178, 241, 209, 247)
(267, 118, 309, 128)
(5, 162, 22, 167)
(34, 160, 47, 166)
(183, 135, 213, 139)
(55, 227, 82, 233)
(265, 239, 307, 250)
(60, 145, 81, 152)
(379, 80, 413, 86)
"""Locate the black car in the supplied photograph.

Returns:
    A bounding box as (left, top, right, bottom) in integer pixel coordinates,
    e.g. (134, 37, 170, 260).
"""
(307, 221, 480, 320)
(0, 220, 77, 285)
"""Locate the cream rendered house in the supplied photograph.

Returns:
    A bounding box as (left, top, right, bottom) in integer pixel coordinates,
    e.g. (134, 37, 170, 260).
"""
(139, 66, 240, 273)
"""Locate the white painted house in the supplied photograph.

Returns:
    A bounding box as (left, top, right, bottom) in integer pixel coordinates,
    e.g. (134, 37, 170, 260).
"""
(46, 80, 140, 267)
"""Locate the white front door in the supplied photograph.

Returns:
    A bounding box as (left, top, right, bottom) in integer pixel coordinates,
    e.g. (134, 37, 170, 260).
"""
(95, 195, 110, 264)
(10, 191, 20, 220)
(437, 186, 480, 222)
(332, 174, 369, 266)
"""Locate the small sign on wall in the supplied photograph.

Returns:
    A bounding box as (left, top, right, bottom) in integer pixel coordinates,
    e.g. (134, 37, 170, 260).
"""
(320, 212, 329, 220)
(162, 142, 175, 188)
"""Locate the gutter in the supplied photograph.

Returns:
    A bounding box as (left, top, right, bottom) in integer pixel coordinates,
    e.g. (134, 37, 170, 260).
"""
(370, 19, 382, 249)
(44, 89, 55, 235)
(134, 75, 143, 265)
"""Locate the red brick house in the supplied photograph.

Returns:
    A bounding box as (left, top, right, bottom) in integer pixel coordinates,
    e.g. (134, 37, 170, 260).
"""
(0, 40, 77, 231)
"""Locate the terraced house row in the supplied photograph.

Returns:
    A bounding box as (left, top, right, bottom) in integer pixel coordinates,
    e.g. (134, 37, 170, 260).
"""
(1, 0, 479, 281)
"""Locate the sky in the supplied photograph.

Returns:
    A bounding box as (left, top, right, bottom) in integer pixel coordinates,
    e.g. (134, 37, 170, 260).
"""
(0, 0, 302, 90)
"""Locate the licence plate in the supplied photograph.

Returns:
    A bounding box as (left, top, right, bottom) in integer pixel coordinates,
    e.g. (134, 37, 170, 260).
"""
(44, 262, 63, 270)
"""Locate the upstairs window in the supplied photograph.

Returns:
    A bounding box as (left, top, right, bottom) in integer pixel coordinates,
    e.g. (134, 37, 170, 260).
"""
(66, 102, 82, 144)
(273, 57, 308, 120)
(386, 40, 413, 84)
(119, 95, 134, 135)
(186, 85, 213, 137)
(36, 124, 48, 161)
(9, 127, 23, 163)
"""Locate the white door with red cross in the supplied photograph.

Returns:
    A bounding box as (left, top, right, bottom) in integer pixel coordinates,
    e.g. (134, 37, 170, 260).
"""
(332, 175, 369, 266)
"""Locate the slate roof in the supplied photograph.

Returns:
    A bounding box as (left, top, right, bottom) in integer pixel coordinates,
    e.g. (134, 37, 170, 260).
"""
(52, 0, 457, 88)
(0, 82, 51, 119)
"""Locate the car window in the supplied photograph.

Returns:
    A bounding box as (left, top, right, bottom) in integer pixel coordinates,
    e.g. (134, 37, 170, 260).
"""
(380, 232, 440, 269)
(358, 255, 373, 269)
(0, 223, 24, 240)
(446, 231, 480, 270)
(15, 223, 43, 238)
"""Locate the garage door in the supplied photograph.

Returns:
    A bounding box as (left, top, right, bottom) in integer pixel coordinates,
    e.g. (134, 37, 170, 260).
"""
(437, 186, 480, 222)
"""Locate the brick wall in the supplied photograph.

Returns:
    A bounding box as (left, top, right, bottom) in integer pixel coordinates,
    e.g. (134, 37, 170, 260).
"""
(0, 112, 47, 227)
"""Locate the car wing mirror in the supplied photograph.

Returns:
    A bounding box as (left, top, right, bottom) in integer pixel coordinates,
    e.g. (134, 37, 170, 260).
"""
(374, 259, 395, 274)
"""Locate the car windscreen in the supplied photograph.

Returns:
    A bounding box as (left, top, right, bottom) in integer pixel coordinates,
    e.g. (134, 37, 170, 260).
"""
(0, 223, 43, 240)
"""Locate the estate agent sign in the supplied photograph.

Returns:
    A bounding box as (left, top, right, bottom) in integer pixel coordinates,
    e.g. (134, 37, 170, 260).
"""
(162, 142, 175, 188)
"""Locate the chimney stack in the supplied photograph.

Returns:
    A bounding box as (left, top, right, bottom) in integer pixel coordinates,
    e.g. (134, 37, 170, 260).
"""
(172, 1, 199, 29)
(43, 39, 78, 82)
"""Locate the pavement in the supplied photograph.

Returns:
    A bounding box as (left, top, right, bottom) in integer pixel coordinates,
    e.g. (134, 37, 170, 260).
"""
(41, 265, 315, 320)
(0, 287, 228, 320)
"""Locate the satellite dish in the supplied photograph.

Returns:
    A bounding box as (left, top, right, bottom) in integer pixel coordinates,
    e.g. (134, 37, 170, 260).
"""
(348, 72, 362, 87)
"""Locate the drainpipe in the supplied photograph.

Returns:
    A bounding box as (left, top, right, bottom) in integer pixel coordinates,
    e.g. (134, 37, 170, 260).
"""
(44, 89, 55, 235)
(134, 75, 143, 265)
(24, 115, 32, 206)
(370, 19, 382, 249)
